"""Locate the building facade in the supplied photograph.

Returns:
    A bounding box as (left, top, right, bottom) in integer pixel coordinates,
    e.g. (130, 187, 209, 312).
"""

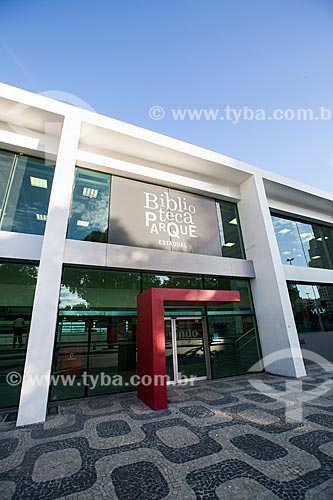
(0, 83, 332, 426)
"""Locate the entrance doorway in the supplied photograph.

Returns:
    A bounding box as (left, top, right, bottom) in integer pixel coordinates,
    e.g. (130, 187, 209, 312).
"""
(137, 287, 240, 410)
(164, 317, 209, 384)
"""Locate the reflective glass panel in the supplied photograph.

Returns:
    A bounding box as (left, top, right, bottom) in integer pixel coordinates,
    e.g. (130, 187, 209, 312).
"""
(208, 315, 261, 378)
(0, 150, 15, 214)
(0, 154, 55, 235)
(51, 315, 88, 400)
(0, 262, 38, 407)
(142, 273, 203, 290)
(288, 283, 333, 333)
(272, 214, 333, 269)
(87, 316, 137, 396)
(59, 268, 140, 310)
(204, 277, 254, 313)
(51, 267, 140, 400)
(143, 273, 204, 317)
(309, 224, 333, 269)
(176, 318, 206, 379)
(272, 216, 307, 266)
(296, 221, 314, 266)
(67, 168, 111, 242)
(164, 319, 174, 381)
(217, 200, 245, 259)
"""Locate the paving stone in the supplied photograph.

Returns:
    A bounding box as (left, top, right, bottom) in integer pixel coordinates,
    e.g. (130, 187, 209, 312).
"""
(156, 425, 200, 448)
(111, 461, 169, 500)
(0, 438, 18, 460)
(231, 433, 288, 461)
(179, 405, 214, 418)
(96, 420, 131, 438)
(0, 364, 332, 499)
(32, 448, 82, 482)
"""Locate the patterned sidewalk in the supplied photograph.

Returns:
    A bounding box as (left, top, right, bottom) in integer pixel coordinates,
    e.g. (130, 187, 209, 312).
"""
(1, 363, 333, 500)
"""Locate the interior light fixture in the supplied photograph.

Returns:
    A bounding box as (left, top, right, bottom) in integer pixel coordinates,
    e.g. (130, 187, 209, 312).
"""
(224, 242, 235, 247)
(282, 251, 291, 255)
(316, 237, 323, 241)
(311, 255, 321, 260)
(77, 220, 89, 227)
(300, 232, 311, 238)
(36, 214, 47, 221)
(82, 187, 98, 198)
(30, 176, 48, 188)
(229, 218, 238, 225)
(279, 228, 291, 234)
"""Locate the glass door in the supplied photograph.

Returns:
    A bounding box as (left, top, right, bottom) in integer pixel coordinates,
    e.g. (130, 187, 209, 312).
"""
(176, 317, 207, 380)
(164, 319, 175, 382)
(164, 317, 207, 384)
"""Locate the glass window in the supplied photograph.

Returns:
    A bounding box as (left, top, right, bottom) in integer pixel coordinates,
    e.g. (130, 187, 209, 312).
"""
(204, 277, 253, 313)
(296, 221, 315, 266)
(0, 153, 55, 235)
(208, 315, 261, 378)
(272, 216, 307, 266)
(142, 273, 203, 290)
(288, 283, 333, 333)
(51, 267, 140, 401)
(216, 200, 245, 259)
(309, 224, 333, 269)
(0, 262, 38, 408)
(272, 214, 333, 269)
(143, 273, 204, 317)
(0, 150, 15, 215)
(67, 168, 111, 243)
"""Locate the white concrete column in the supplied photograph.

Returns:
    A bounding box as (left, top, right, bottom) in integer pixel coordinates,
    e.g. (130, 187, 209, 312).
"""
(238, 175, 306, 378)
(17, 113, 81, 426)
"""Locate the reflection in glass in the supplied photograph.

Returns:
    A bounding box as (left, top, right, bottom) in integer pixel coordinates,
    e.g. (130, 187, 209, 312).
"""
(0, 262, 38, 407)
(164, 320, 174, 381)
(204, 277, 253, 313)
(0, 150, 15, 214)
(0, 153, 55, 235)
(142, 273, 203, 290)
(217, 201, 245, 259)
(51, 316, 88, 400)
(176, 318, 206, 379)
(296, 221, 314, 266)
(51, 267, 140, 400)
(87, 316, 137, 396)
(272, 216, 307, 266)
(51, 267, 262, 400)
(208, 315, 260, 378)
(288, 283, 333, 333)
(67, 168, 111, 242)
(272, 214, 333, 269)
(143, 273, 204, 317)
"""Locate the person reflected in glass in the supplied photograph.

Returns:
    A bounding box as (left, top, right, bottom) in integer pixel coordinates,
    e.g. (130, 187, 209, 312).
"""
(13, 316, 24, 348)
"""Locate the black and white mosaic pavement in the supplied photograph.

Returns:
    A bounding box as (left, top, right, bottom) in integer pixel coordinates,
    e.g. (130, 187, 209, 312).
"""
(1, 363, 333, 499)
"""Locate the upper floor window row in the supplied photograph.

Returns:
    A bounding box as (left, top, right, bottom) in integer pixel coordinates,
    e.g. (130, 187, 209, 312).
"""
(0, 152, 245, 260)
(0, 149, 55, 236)
(272, 213, 333, 270)
(67, 168, 246, 259)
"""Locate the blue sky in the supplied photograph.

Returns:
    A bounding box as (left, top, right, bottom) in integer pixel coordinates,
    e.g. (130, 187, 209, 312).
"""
(1, 0, 332, 190)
